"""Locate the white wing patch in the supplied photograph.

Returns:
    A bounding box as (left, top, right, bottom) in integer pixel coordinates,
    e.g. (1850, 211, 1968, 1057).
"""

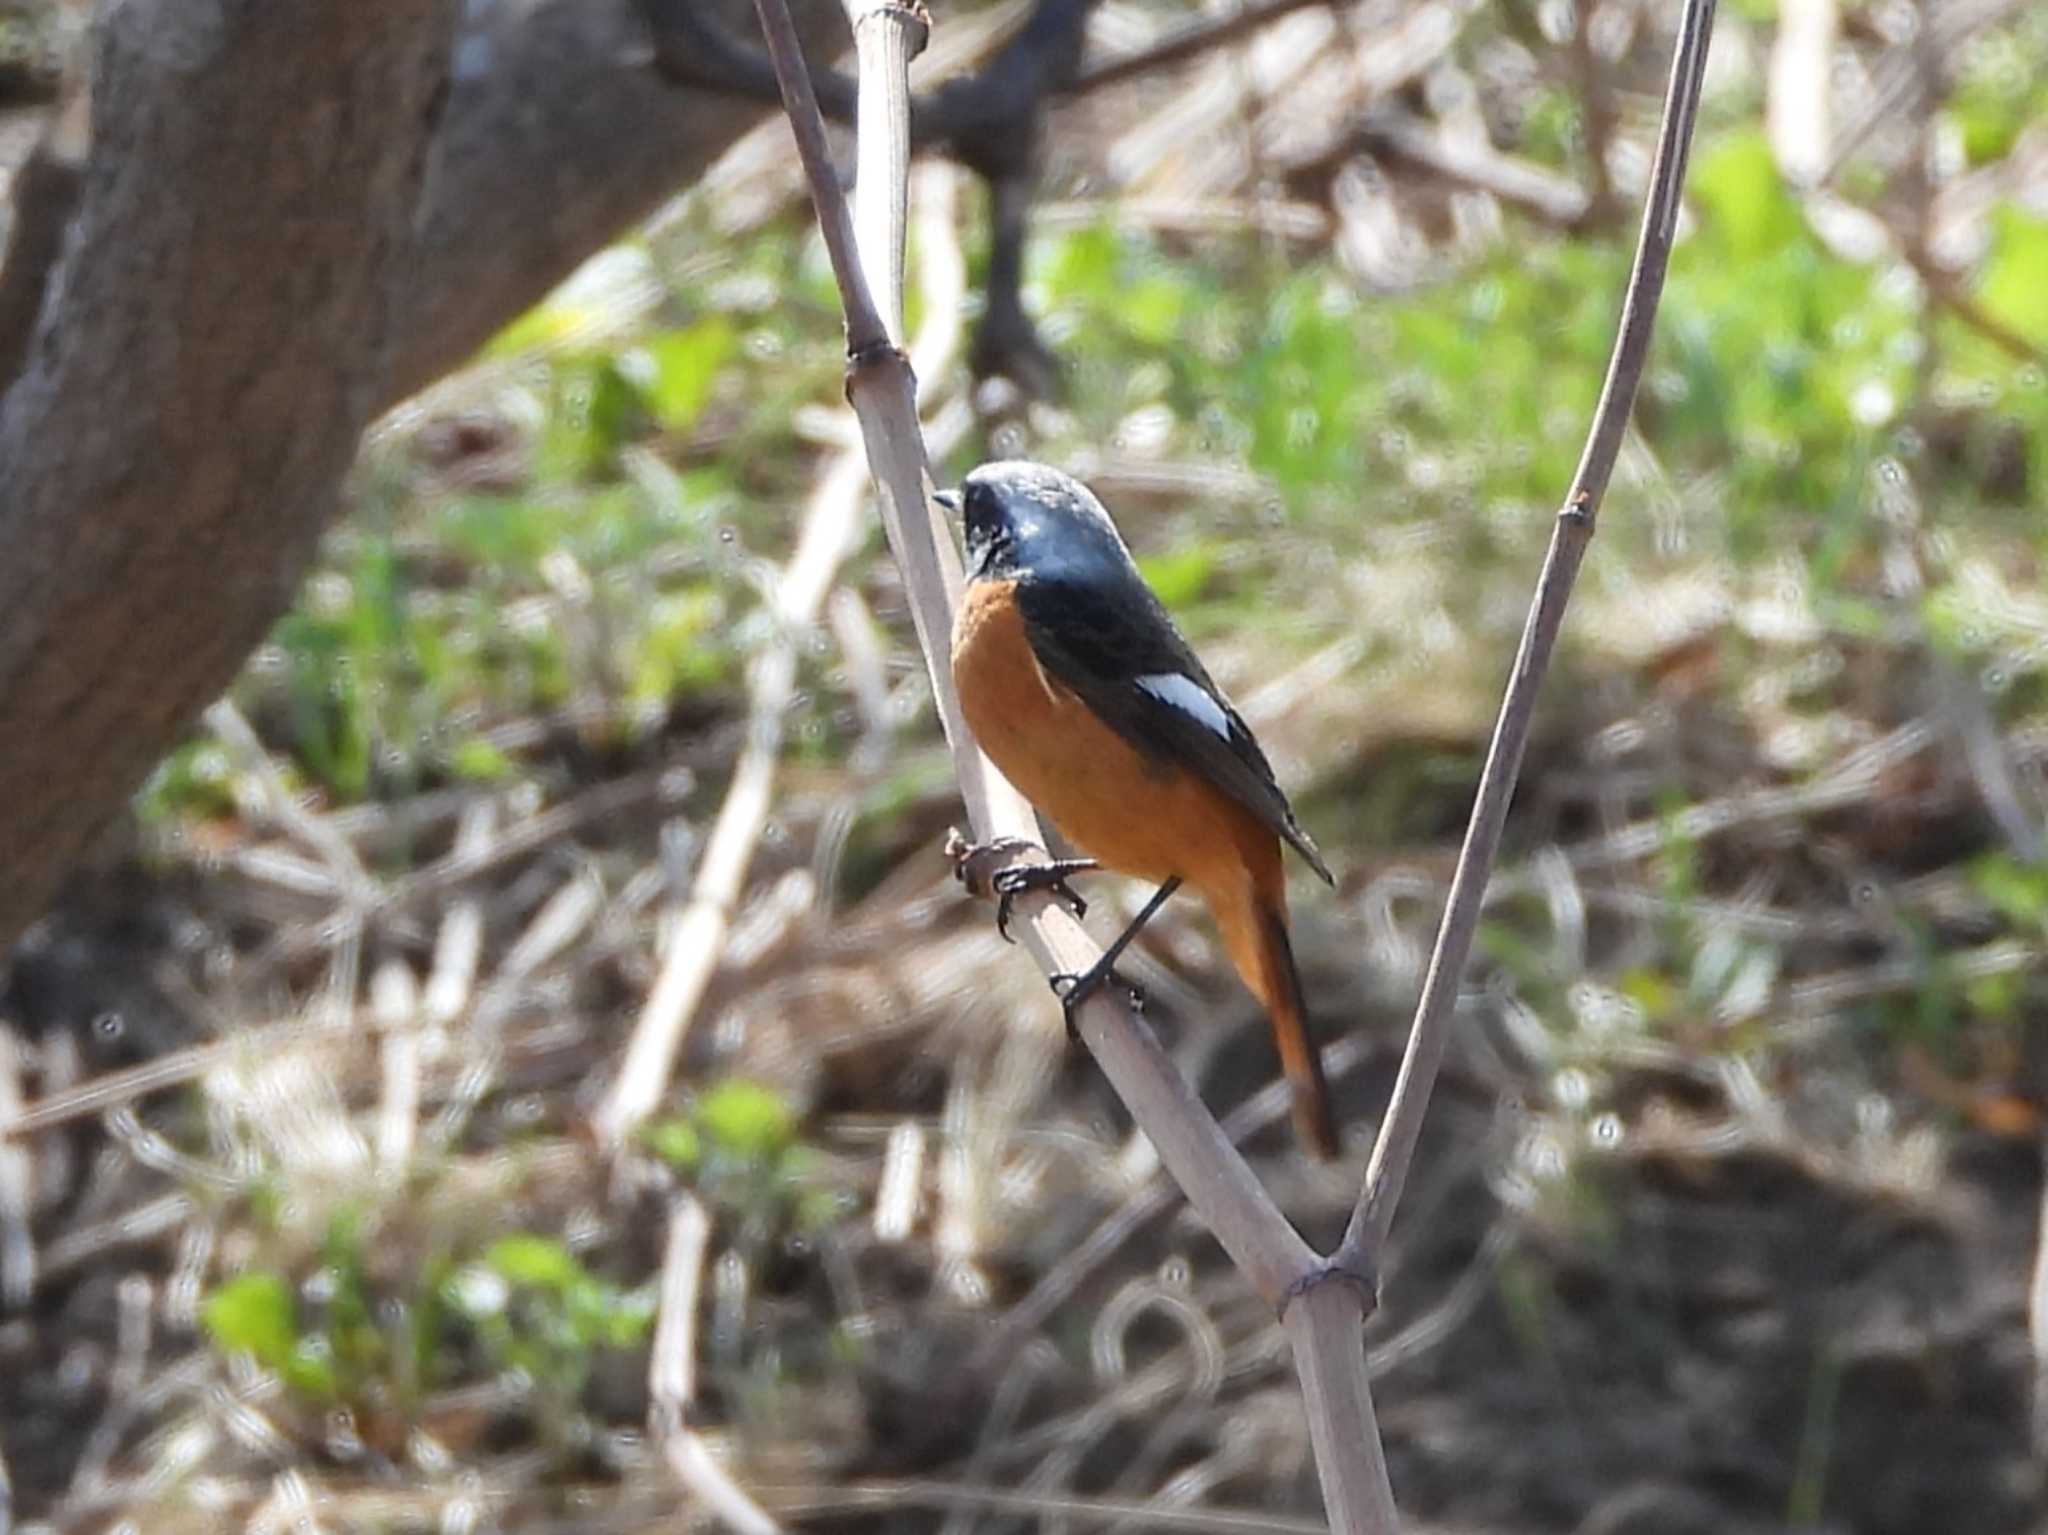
(1136, 673, 1231, 739)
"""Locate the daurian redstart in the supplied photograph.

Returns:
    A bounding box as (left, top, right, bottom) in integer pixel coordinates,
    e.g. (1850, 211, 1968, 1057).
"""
(941, 461, 1338, 1158)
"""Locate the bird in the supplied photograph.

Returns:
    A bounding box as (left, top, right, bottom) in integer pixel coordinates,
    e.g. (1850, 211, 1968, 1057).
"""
(939, 460, 1339, 1158)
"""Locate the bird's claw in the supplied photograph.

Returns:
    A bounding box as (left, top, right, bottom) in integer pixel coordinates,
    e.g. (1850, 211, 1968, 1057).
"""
(1049, 964, 1143, 1026)
(944, 831, 1096, 943)
(991, 862, 1089, 942)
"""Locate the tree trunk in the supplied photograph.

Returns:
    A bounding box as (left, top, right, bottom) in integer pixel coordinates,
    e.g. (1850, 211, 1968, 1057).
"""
(0, 0, 842, 954)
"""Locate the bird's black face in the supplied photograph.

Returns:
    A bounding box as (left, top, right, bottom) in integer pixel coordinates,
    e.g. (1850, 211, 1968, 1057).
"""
(948, 461, 1136, 588)
(955, 474, 1018, 581)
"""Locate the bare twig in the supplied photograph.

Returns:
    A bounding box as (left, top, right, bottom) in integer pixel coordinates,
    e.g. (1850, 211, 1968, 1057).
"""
(372, 957, 423, 1172)
(1766, 0, 1837, 185)
(0, 1017, 350, 1142)
(1342, 110, 1592, 228)
(650, 1194, 710, 1432)
(849, 0, 927, 342)
(204, 700, 378, 906)
(1285, 1282, 1397, 1526)
(0, 1030, 34, 1304)
(1339, 0, 1718, 1274)
(1923, 267, 2048, 369)
(1068, 0, 1330, 95)
(650, 1193, 784, 1532)
(422, 798, 497, 1027)
(1566, 0, 1621, 224)
(762, 1479, 1336, 1533)
(753, 0, 1385, 1523)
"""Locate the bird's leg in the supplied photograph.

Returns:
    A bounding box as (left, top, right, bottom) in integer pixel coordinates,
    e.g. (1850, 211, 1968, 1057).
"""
(946, 832, 1097, 941)
(1052, 876, 1182, 1018)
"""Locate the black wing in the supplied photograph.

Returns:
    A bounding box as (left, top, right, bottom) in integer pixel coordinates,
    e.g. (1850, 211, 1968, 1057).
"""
(1014, 575, 1333, 884)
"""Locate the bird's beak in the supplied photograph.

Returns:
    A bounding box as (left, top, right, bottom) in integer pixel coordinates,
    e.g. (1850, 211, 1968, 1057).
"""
(933, 488, 960, 514)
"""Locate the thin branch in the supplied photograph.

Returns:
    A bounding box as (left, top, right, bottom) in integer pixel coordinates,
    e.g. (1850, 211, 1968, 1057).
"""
(747, 0, 891, 354)
(0, 1029, 34, 1305)
(642, 0, 1094, 168)
(849, 0, 928, 345)
(1339, 0, 1718, 1272)
(1336, 109, 1592, 228)
(0, 1017, 350, 1142)
(1068, 0, 1329, 96)
(371, 957, 423, 1172)
(650, 1194, 710, 1431)
(762, 1479, 1336, 1532)
(1285, 1284, 1397, 1528)
(651, 1194, 785, 1534)
(1920, 264, 2048, 369)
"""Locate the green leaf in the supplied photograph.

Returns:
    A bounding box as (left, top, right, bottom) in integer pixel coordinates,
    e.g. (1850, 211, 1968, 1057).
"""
(485, 302, 594, 359)
(1976, 205, 2048, 348)
(203, 1272, 300, 1371)
(1947, 37, 2045, 168)
(284, 1338, 342, 1402)
(1965, 969, 2024, 1022)
(1121, 276, 1189, 347)
(450, 736, 516, 782)
(1689, 131, 1802, 261)
(439, 495, 557, 571)
(1137, 544, 1217, 607)
(540, 356, 646, 481)
(1041, 224, 1120, 306)
(1969, 852, 2048, 928)
(626, 589, 728, 707)
(636, 319, 737, 433)
(485, 1234, 586, 1292)
(642, 1116, 702, 1169)
(1617, 967, 1680, 1023)
(136, 740, 240, 823)
(696, 1078, 797, 1161)
(598, 1290, 657, 1348)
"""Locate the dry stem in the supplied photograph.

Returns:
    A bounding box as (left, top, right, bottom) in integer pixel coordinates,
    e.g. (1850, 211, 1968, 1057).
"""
(1340, 0, 1719, 1275)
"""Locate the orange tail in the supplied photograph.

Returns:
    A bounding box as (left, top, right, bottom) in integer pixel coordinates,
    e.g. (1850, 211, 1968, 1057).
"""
(1209, 881, 1339, 1160)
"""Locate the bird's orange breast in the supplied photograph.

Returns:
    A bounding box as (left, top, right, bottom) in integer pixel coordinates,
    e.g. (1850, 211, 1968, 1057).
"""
(951, 578, 1280, 899)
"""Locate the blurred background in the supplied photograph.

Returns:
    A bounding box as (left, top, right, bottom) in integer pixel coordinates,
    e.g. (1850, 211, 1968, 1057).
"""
(3, 0, 2048, 1529)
